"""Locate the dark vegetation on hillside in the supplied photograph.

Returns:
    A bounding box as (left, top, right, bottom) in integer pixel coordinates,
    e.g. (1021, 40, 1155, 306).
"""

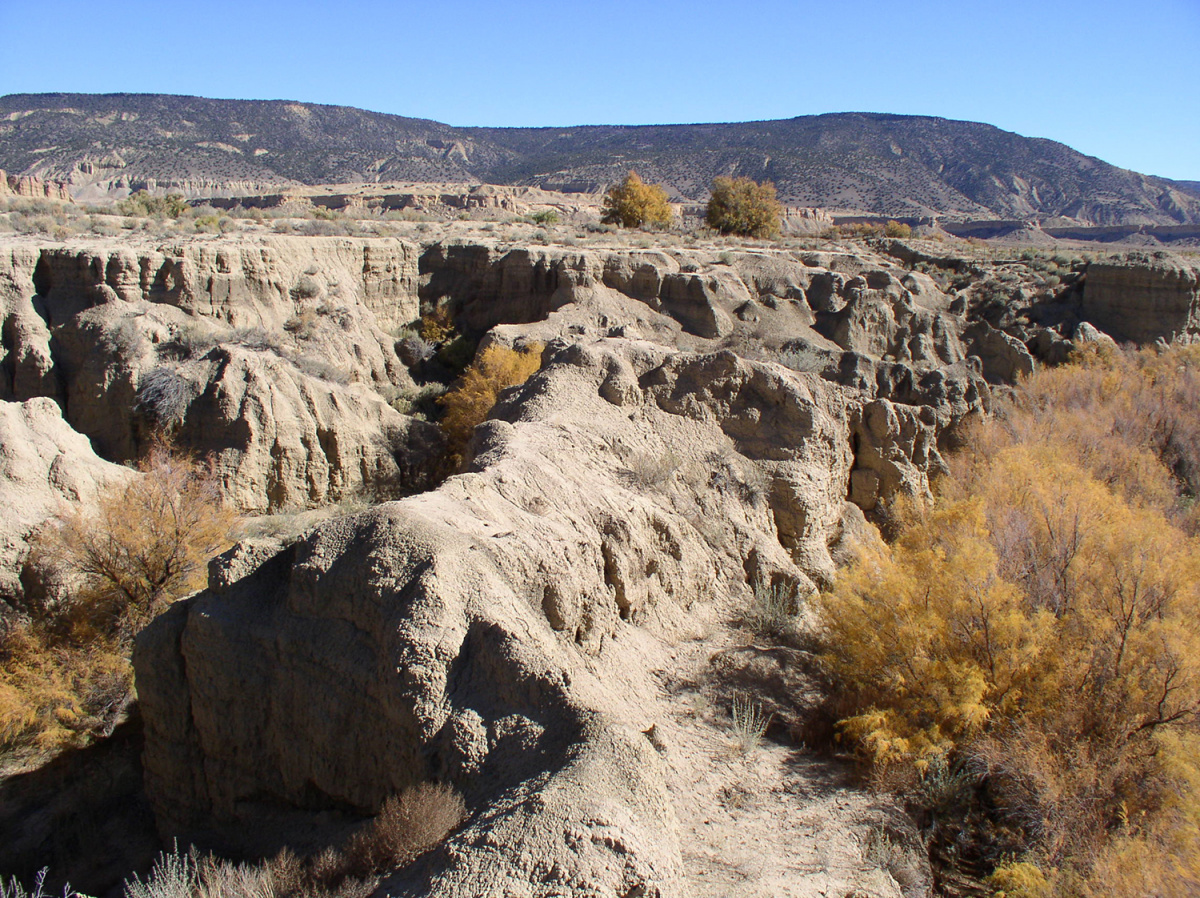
(2, 93, 1198, 225)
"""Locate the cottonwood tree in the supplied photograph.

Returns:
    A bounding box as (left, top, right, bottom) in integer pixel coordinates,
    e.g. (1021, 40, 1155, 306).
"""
(705, 176, 782, 238)
(600, 171, 673, 229)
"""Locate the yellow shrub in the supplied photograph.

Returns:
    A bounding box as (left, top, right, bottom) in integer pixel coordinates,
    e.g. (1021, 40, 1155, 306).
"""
(419, 307, 456, 345)
(0, 625, 131, 757)
(819, 345, 1200, 890)
(439, 344, 543, 464)
(705, 177, 782, 239)
(821, 497, 1053, 769)
(4, 443, 233, 761)
(987, 862, 1051, 898)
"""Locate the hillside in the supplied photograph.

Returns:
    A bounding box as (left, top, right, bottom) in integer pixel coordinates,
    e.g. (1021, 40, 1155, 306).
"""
(2, 92, 1198, 225)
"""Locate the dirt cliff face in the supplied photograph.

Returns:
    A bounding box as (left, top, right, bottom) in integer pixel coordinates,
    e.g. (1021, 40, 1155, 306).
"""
(1, 237, 433, 512)
(135, 339, 929, 895)
(0, 170, 72, 202)
(1082, 251, 1200, 343)
(2, 234, 989, 516)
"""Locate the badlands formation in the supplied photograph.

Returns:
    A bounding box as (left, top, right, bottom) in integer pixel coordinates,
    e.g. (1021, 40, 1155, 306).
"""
(2, 222, 1198, 897)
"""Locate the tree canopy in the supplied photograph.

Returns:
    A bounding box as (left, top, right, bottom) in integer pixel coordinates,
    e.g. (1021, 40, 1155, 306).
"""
(600, 171, 673, 229)
(705, 176, 782, 238)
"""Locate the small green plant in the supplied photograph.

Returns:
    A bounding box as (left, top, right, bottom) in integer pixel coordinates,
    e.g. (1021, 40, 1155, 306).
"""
(116, 191, 188, 218)
(530, 209, 559, 225)
(729, 691, 771, 752)
(778, 346, 831, 375)
(387, 382, 447, 419)
(745, 581, 797, 637)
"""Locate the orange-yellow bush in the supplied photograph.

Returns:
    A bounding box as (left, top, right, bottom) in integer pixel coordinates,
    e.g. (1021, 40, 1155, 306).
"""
(36, 441, 235, 640)
(0, 625, 131, 756)
(818, 345, 1200, 892)
(439, 343, 543, 464)
(419, 307, 456, 345)
(2, 443, 233, 760)
(705, 177, 781, 239)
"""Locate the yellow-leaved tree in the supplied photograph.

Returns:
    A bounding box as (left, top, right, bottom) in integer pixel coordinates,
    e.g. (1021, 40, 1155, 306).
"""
(1, 442, 234, 757)
(600, 171, 673, 229)
(705, 176, 782, 238)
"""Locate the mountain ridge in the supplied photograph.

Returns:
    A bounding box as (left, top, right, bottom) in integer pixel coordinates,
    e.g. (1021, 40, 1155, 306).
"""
(2, 92, 1197, 226)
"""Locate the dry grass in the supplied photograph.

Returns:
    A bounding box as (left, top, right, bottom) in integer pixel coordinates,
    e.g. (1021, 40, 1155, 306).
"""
(624, 449, 682, 491)
(742, 581, 797, 638)
(729, 692, 772, 753)
(342, 783, 467, 875)
(119, 784, 465, 898)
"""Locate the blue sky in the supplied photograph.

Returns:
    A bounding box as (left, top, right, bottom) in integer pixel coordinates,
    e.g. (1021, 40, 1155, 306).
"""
(2, 0, 1197, 179)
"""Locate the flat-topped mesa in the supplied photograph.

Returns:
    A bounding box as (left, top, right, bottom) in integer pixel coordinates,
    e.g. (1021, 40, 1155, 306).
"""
(0, 170, 72, 202)
(1082, 252, 1200, 344)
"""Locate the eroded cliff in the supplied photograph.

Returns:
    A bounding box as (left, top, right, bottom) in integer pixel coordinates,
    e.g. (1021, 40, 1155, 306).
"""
(5, 231, 1194, 896)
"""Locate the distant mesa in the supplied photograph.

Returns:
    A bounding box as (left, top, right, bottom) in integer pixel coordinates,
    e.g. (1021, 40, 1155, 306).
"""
(1, 92, 1197, 228)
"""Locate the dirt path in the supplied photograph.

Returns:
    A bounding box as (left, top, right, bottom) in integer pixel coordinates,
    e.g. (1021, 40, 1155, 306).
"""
(650, 629, 927, 898)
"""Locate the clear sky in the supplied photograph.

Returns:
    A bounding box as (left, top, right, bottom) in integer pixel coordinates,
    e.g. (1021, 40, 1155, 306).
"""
(1, 0, 1197, 180)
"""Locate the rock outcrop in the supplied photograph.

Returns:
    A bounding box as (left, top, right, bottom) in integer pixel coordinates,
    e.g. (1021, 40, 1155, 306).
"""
(0, 171, 72, 202)
(2, 234, 1005, 516)
(1, 237, 436, 512)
